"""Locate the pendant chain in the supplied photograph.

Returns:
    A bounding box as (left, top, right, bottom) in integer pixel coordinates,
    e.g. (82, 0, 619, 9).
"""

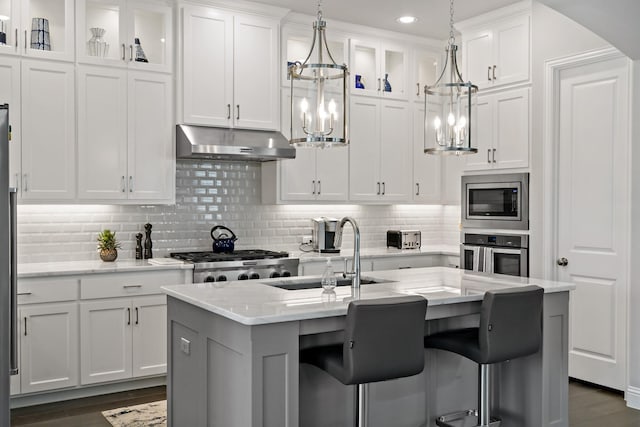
(317, 0, 323, 21)
(449, 0, 456, 46)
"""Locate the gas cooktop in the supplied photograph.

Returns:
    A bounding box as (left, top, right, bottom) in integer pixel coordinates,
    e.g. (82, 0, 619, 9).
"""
(170, 249, 289, 264)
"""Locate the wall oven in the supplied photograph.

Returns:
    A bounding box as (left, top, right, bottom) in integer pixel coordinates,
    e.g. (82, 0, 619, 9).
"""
(461, 232, 528, 277)
(462, 173, 529, 230)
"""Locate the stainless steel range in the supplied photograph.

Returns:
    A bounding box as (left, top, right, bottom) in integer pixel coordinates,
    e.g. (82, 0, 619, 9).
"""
(170, 250, 299, 283)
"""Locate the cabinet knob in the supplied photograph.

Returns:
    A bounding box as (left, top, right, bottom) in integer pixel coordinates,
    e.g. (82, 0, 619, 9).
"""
(557, 257, 569, 267)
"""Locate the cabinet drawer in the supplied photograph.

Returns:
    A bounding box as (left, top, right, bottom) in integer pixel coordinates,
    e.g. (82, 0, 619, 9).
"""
(18, 277, 79, 304)
(81, 270, 185, 300)
(373, 255, 437, 271)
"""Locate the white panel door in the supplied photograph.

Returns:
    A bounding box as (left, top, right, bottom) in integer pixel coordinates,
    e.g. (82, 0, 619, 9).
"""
(349, 97, 381, 201)
(316, 147, 349, 201)
(464, 94, 493, 171)
(80, 299, 132, 385)
(182, 6, 233, 126)
(380, 100, 411, 201)
(20, 303, 79, 393)
(127, 71, 173, 201)
(0, 57, 21, 192)
(493, 87, 529, 169)
(413, 103, 441, 203)
(77, 65, 128, 200)
(132, 295, 167, 377)
(21, 60, 75, 200)
(493, 14, 530, 87)
(462, 29, 493, 90)
(556, 56, 630, 390)
(233, 14, 278, 130)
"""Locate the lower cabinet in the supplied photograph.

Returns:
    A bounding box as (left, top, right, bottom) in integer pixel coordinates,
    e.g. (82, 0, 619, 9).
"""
(80, 295, 166, 385)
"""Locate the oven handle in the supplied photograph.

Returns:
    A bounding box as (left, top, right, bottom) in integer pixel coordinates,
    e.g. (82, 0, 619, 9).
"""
(484, 247, 493, 274)
(461, 245, 483, 272)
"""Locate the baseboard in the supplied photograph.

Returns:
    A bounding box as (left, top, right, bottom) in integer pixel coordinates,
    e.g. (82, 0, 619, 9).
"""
(10, 376, 166, 409)
(625, 385, 640, 410)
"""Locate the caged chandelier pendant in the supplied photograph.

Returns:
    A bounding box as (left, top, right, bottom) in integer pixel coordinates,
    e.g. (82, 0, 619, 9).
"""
(288, 1, 348, 148)
(424, 0, 478, 155)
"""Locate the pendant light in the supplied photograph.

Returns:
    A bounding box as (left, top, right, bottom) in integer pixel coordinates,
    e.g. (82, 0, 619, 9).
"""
(424, 0, 478, 155)
(288, 1, 348, 148)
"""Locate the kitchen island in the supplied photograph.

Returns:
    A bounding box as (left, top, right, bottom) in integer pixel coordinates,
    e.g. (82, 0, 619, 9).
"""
(162, 267, 574, 427)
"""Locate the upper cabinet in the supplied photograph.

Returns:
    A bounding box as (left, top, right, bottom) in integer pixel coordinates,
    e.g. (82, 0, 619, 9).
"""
(0, 0, 75, 60)
(181, 5, 279, 130)
(349, 39, 409, 100)
(76, 0, 173, 73)
(410, 48, 441, 103)
(459, 8, 530, 90)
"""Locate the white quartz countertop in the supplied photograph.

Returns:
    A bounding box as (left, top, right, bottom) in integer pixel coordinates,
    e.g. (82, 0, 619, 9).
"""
(162, 267, 574, 326)
(293, 245, 460, 263)
(18, 259, 193, 278)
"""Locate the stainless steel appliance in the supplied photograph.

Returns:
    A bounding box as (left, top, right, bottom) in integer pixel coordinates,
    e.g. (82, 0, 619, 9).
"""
(311, 217, 340, 253)
(170, 250, 299, 283)
(461, 232, 528, 277)
(0, 104, 17, 423)
(462, 173, 529, 230)
(386, 230, 421, 250)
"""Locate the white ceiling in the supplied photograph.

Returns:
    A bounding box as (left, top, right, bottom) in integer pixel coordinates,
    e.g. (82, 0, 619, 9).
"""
(250, 0, 521, 39)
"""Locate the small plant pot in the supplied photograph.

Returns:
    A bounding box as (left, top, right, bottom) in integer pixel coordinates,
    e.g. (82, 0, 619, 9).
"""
(100, 249, 118, 262)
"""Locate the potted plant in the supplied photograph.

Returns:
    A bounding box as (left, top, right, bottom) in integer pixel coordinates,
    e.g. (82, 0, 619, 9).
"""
(97, 229, 121, 262)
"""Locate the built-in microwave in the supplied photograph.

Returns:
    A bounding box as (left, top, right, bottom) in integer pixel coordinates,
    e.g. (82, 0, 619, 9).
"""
(461, 173, 529, 230)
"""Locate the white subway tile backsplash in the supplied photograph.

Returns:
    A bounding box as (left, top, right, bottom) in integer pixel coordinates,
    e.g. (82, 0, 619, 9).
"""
(16, 160, 461, 263)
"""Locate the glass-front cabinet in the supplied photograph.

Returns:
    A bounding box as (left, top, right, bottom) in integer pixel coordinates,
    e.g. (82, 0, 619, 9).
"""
(349, 39, 408, 100)
(411, 49, 440, 102)
(76, 0, 172, 73)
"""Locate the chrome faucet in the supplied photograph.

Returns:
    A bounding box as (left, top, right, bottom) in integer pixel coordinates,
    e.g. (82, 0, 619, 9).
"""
(334, 217, 361, 288)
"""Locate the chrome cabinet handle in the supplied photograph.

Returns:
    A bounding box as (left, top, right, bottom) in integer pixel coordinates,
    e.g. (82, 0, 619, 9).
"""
(317, 180, 321, 195)
(492, 148, 496, 163)
(312, 180, 316, 195)
(377, 182, 381, 195)
(121, 43, 125, 61)
(236, 105, 240, 120)
(487, 149, 491, 164)
(382, 182, 386, 195)
(493, 65, 497, 80)
(17, 292, 32, 296)
(23, 174, 27, 192)
(129, 176, 133, 192)
(377, 78, 381, 91)
(123, 284, 142, 289)
(135, 307, 139, 325)
(121, 176, 125, 193)
(24, 30, 26, 51)
(488, 66, 491, 81)
(416, 183, 420, 196)
(24, 317, 27, 336)
(129, 44, 133, 61)
(14, 28, 17, 50)
(557, 257, 569, 267)
(127, 308, 131, 325)
(227, 104, 231, 120)
(416, 83, 420, 97)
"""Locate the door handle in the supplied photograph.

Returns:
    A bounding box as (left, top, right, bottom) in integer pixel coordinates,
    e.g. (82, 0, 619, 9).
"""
(377, 78, 381, 92)
(24, 30, 26, 51)
(492, 148, 496, 163)
(493, 65, 497, 80)
(557, 257, 569, 267)
(377, 182, 380, 195)
(121, 176, 126, 193)
(135, 307, 139, 325)
(488, 66, 492, 82)
(129, 176, 133, 193)
(23, 174, 28, 192)
(121, 43, 126, 61)
(127, 308, 131, 325)
(382, 182, 386, 195)
(317, 180, 321, 195)
(24, 317, 27, 336)
(227, 104, 231, 120)
(312, 180, 316, 195)
(236, 105, 240, 120)
(416, 83, 420, 97)
(416, 183, 420, 196)
(487, 149, 491, 164)
(14, 28, 18, 50)
(129, 44, 134, 61)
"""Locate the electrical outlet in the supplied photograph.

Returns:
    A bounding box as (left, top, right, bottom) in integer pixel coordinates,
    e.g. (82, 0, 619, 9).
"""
(301, 235, 313, 244)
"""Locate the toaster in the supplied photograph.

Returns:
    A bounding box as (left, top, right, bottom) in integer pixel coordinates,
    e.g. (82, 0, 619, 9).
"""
(386, 230, 421, 250)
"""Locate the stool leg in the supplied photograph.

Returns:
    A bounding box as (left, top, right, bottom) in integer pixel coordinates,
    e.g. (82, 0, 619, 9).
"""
(478, 364, 491, 426)
(355, 383, 367, 427)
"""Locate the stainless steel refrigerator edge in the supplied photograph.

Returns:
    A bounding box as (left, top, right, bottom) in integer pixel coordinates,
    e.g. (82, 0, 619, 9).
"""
(0, 104, 17, 426)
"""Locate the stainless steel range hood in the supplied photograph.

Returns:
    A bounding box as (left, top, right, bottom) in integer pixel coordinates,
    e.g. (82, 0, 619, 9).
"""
(176, 124, 296, 162)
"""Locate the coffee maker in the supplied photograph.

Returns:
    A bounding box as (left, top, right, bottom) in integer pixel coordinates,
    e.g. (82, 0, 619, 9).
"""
(311, 217, 341, 253)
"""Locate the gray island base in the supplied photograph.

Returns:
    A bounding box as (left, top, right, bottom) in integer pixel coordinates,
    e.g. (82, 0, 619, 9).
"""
(163, 267, 573, 427)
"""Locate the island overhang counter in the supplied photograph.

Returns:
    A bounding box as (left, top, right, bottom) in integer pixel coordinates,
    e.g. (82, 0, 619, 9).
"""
(162, 266, 574, 427)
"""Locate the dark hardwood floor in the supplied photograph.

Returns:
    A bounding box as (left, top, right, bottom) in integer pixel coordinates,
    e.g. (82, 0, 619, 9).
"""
(9, 381, 640, 426)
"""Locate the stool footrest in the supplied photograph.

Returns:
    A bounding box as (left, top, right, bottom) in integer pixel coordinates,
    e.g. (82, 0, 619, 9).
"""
(435, 409, 501, 427)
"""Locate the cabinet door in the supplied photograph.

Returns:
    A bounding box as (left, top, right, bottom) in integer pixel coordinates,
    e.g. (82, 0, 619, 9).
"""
(126, 2, 173, 73)
(413, 102, 441, 203)
(493, 87, 529, 169)
(132, 295, 167, 377)
(20, 303, 79, 393)
(464, 95, 494, 171)
(381, 43, 409, 100)
(21, 60, 75, 200)
(233, 14, 279, 130)
(0, 0, 20, 56)
(316, 147, 348, 201)
(182, 5, 232, 126)
(349, 97, 381, 201)
(462, 29, 493, 90)
(0, 57, 21, 192)
(21, 0, 75, 61)
(76, 0, 127, 67)
(493, 14, 530, 86)
(380, 100, 411, 201)
(77, 65, 128, 200)
(350, 39, 380, 98)
(80, 299, 132, 385)
(412, 49, 440, 102)
(127, 71, 173, 202)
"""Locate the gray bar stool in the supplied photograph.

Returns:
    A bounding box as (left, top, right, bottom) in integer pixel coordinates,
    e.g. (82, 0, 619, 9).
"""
(301, 295, 428, 427)
(425, 285, 544, 427)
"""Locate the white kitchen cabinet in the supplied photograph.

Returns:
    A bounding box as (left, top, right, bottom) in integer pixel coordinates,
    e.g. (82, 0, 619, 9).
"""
(350, 97, 412, 202)
(460, 11, 530, 90)
(412, 103, 441, 203)
(20, 303, 79, 394)
(20, 60, 75, 200)
(181, 5, 279, 130)
(0, 57, 22, 192)
(350, 39, 408, 100)
(372, 255, 439, 271)
(77, 67, 173, 202)
(410, 48, 441, 102)
(76, 0, 173, 73)
(132, 295, 167, 377)
(465, 87, 529, 171)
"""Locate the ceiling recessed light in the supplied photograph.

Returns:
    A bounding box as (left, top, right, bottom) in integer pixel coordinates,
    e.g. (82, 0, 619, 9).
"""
(396, 16, 418, 24)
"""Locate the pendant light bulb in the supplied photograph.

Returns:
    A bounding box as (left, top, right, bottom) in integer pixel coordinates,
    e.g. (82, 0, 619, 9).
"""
(300, 98, 309, 114)
(434, 116, 441, 130)
(447, 112, 456, 127)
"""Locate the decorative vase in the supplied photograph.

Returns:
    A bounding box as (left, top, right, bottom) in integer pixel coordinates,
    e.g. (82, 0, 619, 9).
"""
(30, 17, 50, 51)
(134, 38, 148, 63)
(355, 74, 365, 89)
(100, 248, 118, 262)
(384, 73, 392, 92)
(87, 27, 109, 57)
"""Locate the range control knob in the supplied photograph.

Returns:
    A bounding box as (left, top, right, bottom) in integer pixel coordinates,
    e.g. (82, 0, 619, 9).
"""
(217, 275, 227, 282)
(282, 270, 292, 277)
(269, 271, 281, 279)
(204, 276, 216, 283)
(249, 272, 260, 280)
(238, 273, 249, 280)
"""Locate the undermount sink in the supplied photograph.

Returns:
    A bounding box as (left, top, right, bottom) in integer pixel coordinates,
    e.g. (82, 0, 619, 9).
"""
(266, 276, 392, 291)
